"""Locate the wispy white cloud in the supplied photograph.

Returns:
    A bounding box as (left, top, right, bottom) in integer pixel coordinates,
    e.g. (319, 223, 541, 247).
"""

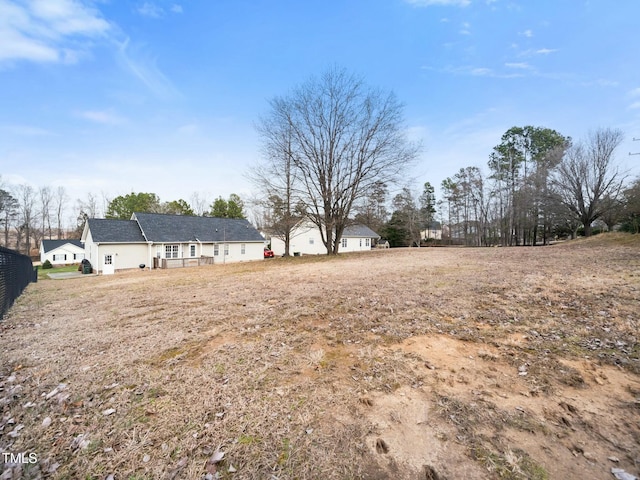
(116, 38, 181, 99)
(459, 21, 471, 35)
(0, 0, 110, 65)
(137, 2, 163, 18)
(77, 109, 127, 125)
(136, 2, 183, 18)
(520, 29, 533, 38)
(0, 124, 53, 136)
(518, 47, 558, 57)
(505, 62, 532, 70)
(432, 61, 538, 80)
(629, 88, 640, 98)
(404, 0, 471, 7)
(424, 64, 524, 79)
(628, 101, 640, 110)
(470, 67, 492, 76)
(593, 79, 618, 87)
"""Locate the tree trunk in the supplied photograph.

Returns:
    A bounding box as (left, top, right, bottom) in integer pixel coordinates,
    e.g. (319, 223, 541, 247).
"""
(284, 233, 291, 257)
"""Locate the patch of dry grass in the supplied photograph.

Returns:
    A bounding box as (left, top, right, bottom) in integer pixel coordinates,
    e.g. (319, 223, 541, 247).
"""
(1, 233, 639, 479)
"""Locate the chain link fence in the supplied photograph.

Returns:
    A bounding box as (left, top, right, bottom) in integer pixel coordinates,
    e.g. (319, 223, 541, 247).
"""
(0, 246, 38, 320)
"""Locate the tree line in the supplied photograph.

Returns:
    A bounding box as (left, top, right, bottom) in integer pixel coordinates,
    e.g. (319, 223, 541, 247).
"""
(2, 67, 639, 256)
(250, 68, 638, 251)
(380, 126, 639, 247)
(0, 184, 247, 256)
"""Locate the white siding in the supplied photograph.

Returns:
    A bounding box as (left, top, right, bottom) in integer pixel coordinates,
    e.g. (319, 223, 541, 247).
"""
(85, 243, 148, 273)
(166, 242, 263, 264)
(340, 236, 373, 252)
(271, 222, 377, 255)
(40, 244, 85, 265)
(271, 223, 327, 256)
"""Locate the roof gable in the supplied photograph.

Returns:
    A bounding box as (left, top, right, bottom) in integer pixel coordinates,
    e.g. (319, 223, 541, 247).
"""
(86, 218, 146, 243)
(342, 224, 380, 239)
(41, 239, 83, 252)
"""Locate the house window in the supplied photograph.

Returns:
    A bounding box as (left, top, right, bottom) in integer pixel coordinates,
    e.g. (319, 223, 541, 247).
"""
(365, 238, 370, 247)
(104, 254, 112, 265)
(214, 244, 219, 256)
(165, 245, 179, 258)
(309, 238, 314, 245)
(241, 244, 246, 254)
(190, 244, 196, 257)
(360, 239, 362, 247)
(224, 244, 229, 256)
(341, 238, 347, 248)
(53, 254, 67, 261)
(73, 253, 84, 260)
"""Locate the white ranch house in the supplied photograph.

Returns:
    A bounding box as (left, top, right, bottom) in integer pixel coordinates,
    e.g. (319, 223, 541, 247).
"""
(82, 212, 266, 274)
(39, 239, 85, 265)
(270, 222, 380, 256)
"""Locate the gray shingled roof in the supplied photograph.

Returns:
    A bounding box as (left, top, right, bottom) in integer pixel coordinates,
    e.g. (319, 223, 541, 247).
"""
(133, 213, 265, 243)
(87, 218, 146, 243)
(342, 224, 380, 239)
(41, 239, 83, 252)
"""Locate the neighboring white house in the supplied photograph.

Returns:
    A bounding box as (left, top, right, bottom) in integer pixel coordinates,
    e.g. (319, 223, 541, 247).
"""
(39, 239, 85, 265)
(420, 221, 443, 241)
(81, 212, 266, 274)
(270, 221, 380, 256)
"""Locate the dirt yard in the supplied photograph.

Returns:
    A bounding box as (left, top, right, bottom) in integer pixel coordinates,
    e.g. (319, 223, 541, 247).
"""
(1, 233, 639, 479)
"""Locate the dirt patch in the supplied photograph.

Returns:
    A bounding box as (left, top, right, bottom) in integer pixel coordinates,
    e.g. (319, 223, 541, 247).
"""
(1, 233, 639, 479)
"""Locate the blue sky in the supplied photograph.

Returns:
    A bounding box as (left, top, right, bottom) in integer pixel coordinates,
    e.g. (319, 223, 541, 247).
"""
(1, 0, 640, 220)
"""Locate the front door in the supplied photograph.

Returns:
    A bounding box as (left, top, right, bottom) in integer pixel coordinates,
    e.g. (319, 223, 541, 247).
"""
(103, 253, 115, 275)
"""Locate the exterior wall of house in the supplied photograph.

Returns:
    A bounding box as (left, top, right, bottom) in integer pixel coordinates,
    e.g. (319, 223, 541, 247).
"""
(420, 228, 443, 241)
(154, 241, 264, 264)
(84, 241, 148, 273)
(214, 242, 264, 263)
(270, 224, 327, 256)
(271, 223, 376, 255)
(85, 240, 265, 273)
(340, 236, 374, 252)
(83, 230, 97, 269)
(40, 244, 85, 265)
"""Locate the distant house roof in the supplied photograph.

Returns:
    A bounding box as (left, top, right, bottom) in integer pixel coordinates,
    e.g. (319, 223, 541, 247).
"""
(41, 239, 83, 252)
(85, 213, 265, 244)
(343, 224, 380, 239)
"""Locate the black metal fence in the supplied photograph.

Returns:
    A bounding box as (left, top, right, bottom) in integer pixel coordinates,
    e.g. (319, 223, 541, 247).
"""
(0, 246, 37, 320)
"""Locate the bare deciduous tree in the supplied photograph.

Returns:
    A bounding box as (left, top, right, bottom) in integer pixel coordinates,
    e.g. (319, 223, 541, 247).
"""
(0, 188, 18, 247)
(54, 186, 68, 239)
(552, 128, 625, 237)
(15, 184, 37, 255)
(250, 118, 303, 256)
(39, 186, 53, 241)
(258, 67, 419, 254)
(189, 192, 209, 216)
